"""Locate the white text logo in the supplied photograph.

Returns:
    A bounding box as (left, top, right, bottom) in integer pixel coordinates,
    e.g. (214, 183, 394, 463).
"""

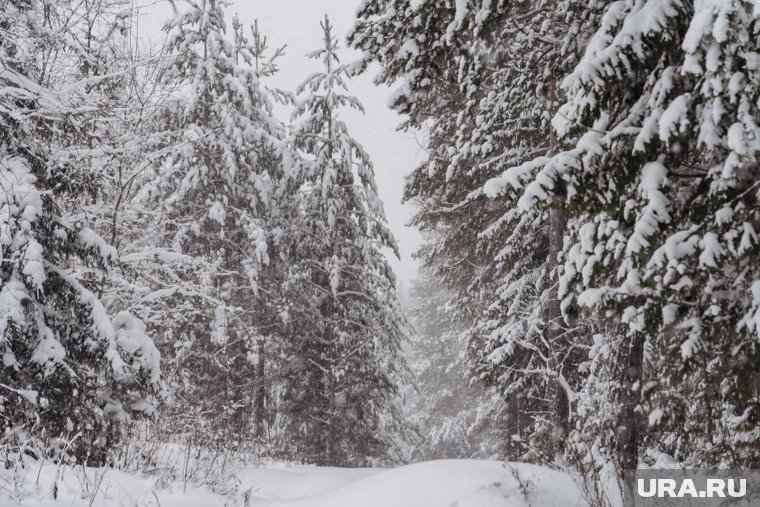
(637, 478, 746, 499)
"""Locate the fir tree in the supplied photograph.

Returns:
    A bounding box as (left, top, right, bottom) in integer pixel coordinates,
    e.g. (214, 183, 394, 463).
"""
(284, 16, 409, 466)
(485, 0, 760, 470)
(141, 0, 290, 447)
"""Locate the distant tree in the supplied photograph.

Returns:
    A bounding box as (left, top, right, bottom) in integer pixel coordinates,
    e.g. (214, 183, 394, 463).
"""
(405, 266, 506, 460)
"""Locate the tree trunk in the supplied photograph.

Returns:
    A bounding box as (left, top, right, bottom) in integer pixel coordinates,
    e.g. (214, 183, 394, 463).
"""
(317, 311, 336, 466)
(616, 332, 644, 471)
(545, 77, 571, 450)
(546, 207, 570, 448)
(254, 339, 266, 441)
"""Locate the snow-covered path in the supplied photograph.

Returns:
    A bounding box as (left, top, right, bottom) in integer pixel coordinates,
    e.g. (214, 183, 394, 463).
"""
(2, 459, 584, 506)
(243, 460, 583, 507)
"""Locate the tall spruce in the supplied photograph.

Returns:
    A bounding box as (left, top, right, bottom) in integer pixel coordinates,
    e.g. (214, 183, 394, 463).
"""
(485, 0, 760, 471)
(140, 0, 290, 447)
(284, 16, 409, 466)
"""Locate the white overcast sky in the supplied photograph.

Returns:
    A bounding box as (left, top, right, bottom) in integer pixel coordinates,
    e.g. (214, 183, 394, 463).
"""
(136, 0, 425, 289)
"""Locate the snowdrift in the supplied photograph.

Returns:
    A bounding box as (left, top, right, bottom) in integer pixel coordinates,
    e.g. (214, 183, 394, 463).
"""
(1, 459, 584, 506)
(247, 460, 583, 507)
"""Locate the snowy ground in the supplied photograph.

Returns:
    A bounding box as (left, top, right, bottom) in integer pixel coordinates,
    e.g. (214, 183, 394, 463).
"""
(1, 458, 585, 506)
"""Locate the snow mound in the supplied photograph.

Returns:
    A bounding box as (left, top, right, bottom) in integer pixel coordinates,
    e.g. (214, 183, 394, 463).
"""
(1, 459, 583, 506)
(244, 460, 583, 507)
(238, 464, 377, 500)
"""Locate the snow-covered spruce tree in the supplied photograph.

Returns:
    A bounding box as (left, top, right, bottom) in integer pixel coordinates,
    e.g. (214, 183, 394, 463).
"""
(349, 0, 601, 462)
(349, 0, 492, 312)
(284, 16, 409, 466)
(486, 0, 760, 470)
(140, 0, 290, 448)
(0, 0, 159, 465)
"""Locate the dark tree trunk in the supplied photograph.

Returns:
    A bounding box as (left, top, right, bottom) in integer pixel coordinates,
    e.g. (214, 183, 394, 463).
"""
(544, 77, 571, 451)
(546, 207, 570, 447)
(616, 333, 644, 471)
(254, 339, 266, 440)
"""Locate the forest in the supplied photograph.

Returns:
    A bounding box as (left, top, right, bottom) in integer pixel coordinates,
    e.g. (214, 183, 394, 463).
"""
(1, 0, 759, 506)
